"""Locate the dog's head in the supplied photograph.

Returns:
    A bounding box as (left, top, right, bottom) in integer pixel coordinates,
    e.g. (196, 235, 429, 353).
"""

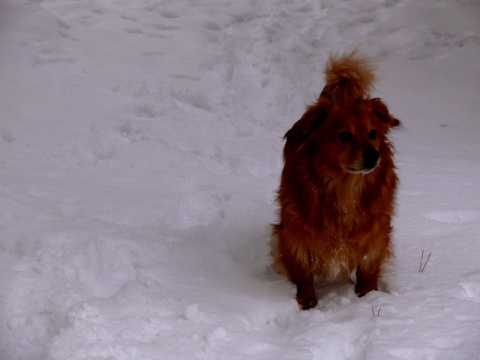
(284, 98, 399, 176)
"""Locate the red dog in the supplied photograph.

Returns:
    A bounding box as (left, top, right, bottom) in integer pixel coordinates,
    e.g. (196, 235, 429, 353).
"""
(272, 51, 399, 310)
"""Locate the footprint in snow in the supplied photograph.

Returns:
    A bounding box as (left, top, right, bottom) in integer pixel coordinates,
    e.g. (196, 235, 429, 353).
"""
(170, 73, 201, 81)
(120, 15, 138, 22)
(409, 30, 479, 60)
(124, 28, 143, 35)
(171, 89, 213, 112)
(458, 282, 480, 303)
(203, 20, 223, 32)
(160, 10, 180, 19)
(423, 210, 480, 225)
(154, 23, 181, 31)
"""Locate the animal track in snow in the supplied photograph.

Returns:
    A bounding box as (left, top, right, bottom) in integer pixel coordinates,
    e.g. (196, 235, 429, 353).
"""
(170, 73, 201, 81)
(120, 15, 138, 22)
(160, 10, 180, 19)
(203, 21, 223, 32)
(171, 89, 213, 112)
(153, 23, 181, 31)
(423, 210, 480, 225)
(408, 30, 479, 60)
(124, 28, 143, 35)
(458, 282, 480, 303)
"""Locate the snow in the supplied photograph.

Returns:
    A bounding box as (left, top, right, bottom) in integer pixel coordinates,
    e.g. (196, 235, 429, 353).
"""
(0, 0, 479, 359)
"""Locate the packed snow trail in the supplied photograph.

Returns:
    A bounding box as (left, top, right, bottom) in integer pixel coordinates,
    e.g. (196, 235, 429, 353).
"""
(0, 0, 479, 359)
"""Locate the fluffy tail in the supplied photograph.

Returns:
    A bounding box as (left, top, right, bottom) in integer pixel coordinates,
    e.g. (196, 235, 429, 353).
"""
(320, 50, 376, 105)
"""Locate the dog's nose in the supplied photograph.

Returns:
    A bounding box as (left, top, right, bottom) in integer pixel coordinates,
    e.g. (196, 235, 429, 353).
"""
(363, 146, 380, 170)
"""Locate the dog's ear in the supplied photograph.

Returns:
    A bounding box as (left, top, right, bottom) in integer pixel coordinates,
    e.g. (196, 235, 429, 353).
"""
(285, 99, 332, 143)
(368, 98, 400, 128)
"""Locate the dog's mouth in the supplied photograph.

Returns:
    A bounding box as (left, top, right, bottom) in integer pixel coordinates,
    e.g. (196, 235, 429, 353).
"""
(345, 163, 379, 175)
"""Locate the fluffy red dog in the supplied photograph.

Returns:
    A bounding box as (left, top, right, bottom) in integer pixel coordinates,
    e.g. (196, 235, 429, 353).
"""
(272, 51, 399, 310)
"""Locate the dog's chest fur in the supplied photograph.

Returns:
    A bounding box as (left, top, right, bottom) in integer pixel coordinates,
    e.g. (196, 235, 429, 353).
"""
(308, 174, 376, 278)
(315, 174, 369, 233)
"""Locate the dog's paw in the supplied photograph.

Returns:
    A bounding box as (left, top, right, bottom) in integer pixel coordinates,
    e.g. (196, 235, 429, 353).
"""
(296, 295, 318, 310)
(355, 281, 378, 297)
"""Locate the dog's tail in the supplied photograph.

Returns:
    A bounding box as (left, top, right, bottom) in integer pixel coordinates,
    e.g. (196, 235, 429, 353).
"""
(320, 49, 376, 105)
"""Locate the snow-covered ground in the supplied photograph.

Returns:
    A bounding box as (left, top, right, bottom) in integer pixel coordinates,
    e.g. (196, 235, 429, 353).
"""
(0, 0, 479, 359)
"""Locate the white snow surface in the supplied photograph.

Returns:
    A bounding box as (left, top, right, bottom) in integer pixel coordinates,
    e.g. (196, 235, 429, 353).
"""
(1, 0, 480, 359)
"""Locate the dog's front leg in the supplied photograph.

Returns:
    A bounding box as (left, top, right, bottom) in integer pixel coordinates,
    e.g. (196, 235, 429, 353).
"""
(355, 265, 380, 297)
(295, 272, 317, 310)
(282, 252, 318, 310)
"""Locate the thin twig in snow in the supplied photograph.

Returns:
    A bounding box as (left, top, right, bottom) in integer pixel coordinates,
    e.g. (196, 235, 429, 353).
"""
(419, 250, 432, 273)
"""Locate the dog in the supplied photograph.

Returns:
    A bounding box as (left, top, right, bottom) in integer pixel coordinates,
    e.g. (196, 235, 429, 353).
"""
(272, 50, 399, 310)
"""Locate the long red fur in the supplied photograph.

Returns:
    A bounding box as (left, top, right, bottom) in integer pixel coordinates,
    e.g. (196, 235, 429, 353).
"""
(272, 51, 400, 310)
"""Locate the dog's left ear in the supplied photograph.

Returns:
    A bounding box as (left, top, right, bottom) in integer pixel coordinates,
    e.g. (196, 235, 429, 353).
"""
(368, 98, 400, 128)
(284, 99, 332, 142)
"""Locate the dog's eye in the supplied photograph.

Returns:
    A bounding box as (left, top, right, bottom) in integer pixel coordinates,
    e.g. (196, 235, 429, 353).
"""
(338, 132, 354, 142)
(368, 129, 377, 140)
